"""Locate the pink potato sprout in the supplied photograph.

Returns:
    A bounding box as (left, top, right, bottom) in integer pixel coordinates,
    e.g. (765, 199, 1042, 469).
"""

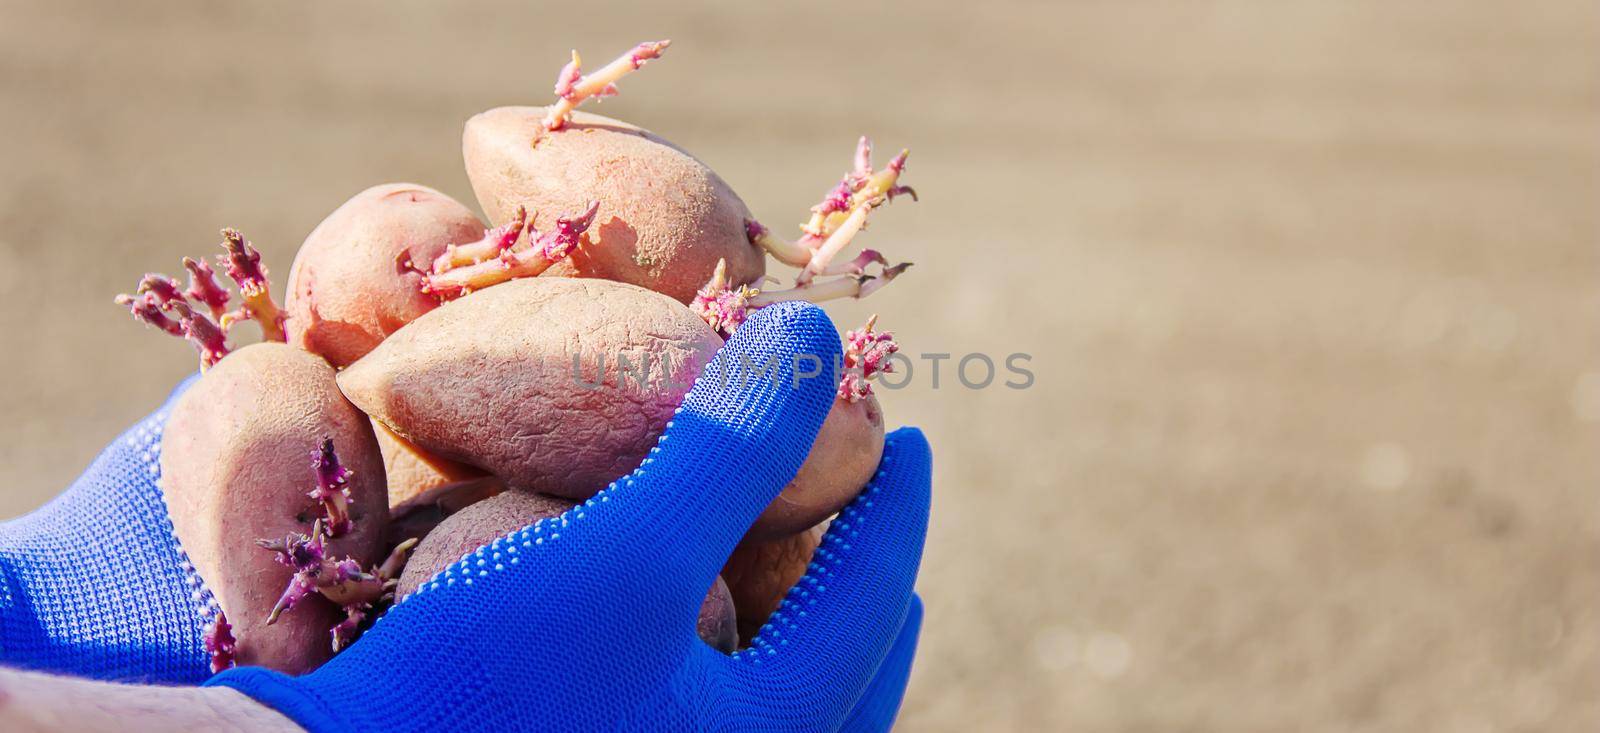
(414, 201, 600, 300)
(693, 138, 916, 337)
(115, 229, 289, 370)
(543, 40, 672, 131)
(838, 314, 899, 402)
(259, 519, 417, 653)
(218, 228, 288, 343)
(203, 610, 237, 673)
(254, 439, 412, 653)
(309, 439, 355, 537)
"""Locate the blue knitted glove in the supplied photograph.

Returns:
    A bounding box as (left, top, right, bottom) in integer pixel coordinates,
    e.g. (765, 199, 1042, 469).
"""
(0, 376, 214, 684)
(208, 302, 933, 732)
(839, 594, 923, 733)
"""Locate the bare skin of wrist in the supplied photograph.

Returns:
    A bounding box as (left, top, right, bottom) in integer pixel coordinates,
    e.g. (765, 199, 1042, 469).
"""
(0, 667, 300, 732)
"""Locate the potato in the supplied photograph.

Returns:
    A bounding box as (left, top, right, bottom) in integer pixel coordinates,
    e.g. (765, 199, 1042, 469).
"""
(377, 421, 504, 549)
(374, 419, 499, 511)
(160, 342, 386, 674)
(721, 525, 823, 646)
(463, 107, 765, 304)
(397, 491, 739, 652)
(747, 394, 885, 540)
(337, 278, 721, 499)
(285, 183, 487, 367)
(340, 275, 886, 536)
(698, 577, 739, 654)
(395, 490, 573, 598)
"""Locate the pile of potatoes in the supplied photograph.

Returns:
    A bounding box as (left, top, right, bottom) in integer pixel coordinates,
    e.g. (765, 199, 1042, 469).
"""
(118, 41, 913, 674)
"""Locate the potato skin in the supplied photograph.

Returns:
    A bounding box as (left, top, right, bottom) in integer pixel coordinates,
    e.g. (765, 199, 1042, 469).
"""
(396, 490, 573, 597)
(721, 526, 823, 646)
(378, 421, 503, 549)
(374, 418, 498, 511)
(161, 342, 386, 674)
(463, 107, 765, 303)
(397, 491, 740, 653)
(285, 183, 486, 367)
(747, 395, 885, 541)
(698, 576, 739, 654)
(337, 278, 722, 499)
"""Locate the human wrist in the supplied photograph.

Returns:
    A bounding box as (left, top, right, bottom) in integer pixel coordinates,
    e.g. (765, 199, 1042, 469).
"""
(0, 666, 300, 733)
(196, 685, 305, 733)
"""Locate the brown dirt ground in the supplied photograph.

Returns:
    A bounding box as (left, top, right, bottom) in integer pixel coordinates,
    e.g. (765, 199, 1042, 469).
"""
(1, 1, 1596, 729)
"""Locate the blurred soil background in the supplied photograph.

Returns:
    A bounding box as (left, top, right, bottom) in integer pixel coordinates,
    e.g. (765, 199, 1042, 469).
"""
(1, 1, 1597, 729)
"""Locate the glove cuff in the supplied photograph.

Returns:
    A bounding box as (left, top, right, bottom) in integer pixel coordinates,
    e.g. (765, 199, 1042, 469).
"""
(206, 667, 353, 733)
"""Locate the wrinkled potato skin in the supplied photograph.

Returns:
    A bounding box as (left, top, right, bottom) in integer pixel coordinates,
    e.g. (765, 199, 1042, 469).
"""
(397, 491, 739, 653)
(374, 418, 497, 510)
(698, 576, 739, 654)
(722, 526, 823, 646)
(161, 343, 386, 674)
(748, 395, 885, 541)
(338, 278, 722, 499)
(286, 183, 486, 367)
(463, 107, 765, 303)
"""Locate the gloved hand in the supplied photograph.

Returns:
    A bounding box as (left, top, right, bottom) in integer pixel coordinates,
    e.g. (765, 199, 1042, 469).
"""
(0, 376, 214, 684)
(208, 302, 933, 732)
(839, 594, 924, 733)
